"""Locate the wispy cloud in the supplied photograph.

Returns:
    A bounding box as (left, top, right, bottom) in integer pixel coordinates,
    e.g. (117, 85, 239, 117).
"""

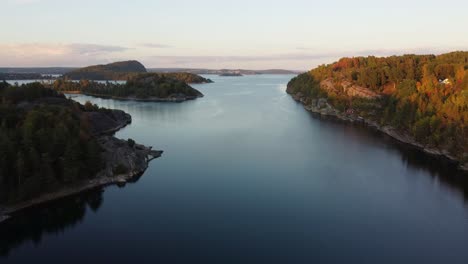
(291, 46, 465, 59)
(144, 47, 452, 65)
(67, 43, 129, 55)
(0, 42, 464, 69)
(141, 46, 465, 70)
(140, 43, 172, 49)
(0, 43, 130, 66)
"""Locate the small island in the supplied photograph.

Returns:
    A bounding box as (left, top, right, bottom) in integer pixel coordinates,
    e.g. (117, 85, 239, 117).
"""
(0, 81, 162, 223)
(219, 72, 243, 77)
(52, 73, 205, 102)
(287, 51, 468, 171)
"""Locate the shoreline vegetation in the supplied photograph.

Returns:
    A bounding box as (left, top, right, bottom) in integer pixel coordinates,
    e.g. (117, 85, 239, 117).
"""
(287, 51, 468, 172)
(0, 81, 162, 223)
(49, 61, 212, 102)
(50, 73, 206, 102)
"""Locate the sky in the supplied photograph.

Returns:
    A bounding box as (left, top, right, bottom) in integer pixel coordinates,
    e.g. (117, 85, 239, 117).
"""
(1, 0, 467, 70)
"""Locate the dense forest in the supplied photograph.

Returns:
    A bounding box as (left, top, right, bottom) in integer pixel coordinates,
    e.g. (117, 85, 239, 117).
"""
(287, 51, 468, 162)
(0, 81, 110, 203)
(52, 73, 204, 100)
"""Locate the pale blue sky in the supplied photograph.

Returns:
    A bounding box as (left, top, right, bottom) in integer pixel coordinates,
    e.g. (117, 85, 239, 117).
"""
(1, 0, 467, 69)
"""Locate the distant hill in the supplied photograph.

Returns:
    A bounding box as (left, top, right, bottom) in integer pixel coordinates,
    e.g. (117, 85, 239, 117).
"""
(148, 68, 300, 75)
(63, 60, 147, 80)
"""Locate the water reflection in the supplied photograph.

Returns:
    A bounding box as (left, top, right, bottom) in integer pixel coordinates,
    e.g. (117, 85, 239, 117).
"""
(391, 138, 468, 202)
(0, 189, 104, 257)
(311, 114, 468, 202)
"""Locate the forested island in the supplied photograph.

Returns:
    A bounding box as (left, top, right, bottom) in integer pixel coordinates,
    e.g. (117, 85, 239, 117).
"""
(287, 51, 468, 171)
(51, 73, 205, 102)
(62, 60, 213, 84)
(0, 81, 162, 222)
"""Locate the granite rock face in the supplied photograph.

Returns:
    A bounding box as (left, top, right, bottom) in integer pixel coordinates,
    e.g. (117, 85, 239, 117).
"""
(98, 136, 163, 179)
(87, 110, 132, 136)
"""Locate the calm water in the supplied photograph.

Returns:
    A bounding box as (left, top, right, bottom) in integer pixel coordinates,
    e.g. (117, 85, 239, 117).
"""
(2, 75, 468, 263)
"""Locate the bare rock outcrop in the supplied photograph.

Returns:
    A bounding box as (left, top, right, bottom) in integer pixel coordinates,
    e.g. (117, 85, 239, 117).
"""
(320, 78, 381, 99)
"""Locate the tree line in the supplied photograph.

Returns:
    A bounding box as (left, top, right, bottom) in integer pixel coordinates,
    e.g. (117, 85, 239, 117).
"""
(0, 81, 103, 203)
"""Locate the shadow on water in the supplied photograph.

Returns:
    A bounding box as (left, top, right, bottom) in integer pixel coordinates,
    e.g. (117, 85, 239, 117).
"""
(384, 136, 468, 202)
(0, 189, 105, 258)
(309, 111, 468, 202)
(0, 170, 149, 259)
(0, 167, 148, 259)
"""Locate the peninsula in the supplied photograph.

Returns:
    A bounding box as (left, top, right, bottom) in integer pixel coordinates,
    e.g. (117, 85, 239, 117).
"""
(0, 81, 162, 223)
(287, 51, 468, 171)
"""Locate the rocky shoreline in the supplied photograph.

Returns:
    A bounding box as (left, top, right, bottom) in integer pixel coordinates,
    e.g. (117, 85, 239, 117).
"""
(0, 109, 163, 224)
(290, 93, 468, 172)
(66, 92, 203, 103)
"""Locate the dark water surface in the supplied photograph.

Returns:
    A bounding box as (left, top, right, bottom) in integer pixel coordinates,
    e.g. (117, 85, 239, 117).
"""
(2, 75, 468, 263)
